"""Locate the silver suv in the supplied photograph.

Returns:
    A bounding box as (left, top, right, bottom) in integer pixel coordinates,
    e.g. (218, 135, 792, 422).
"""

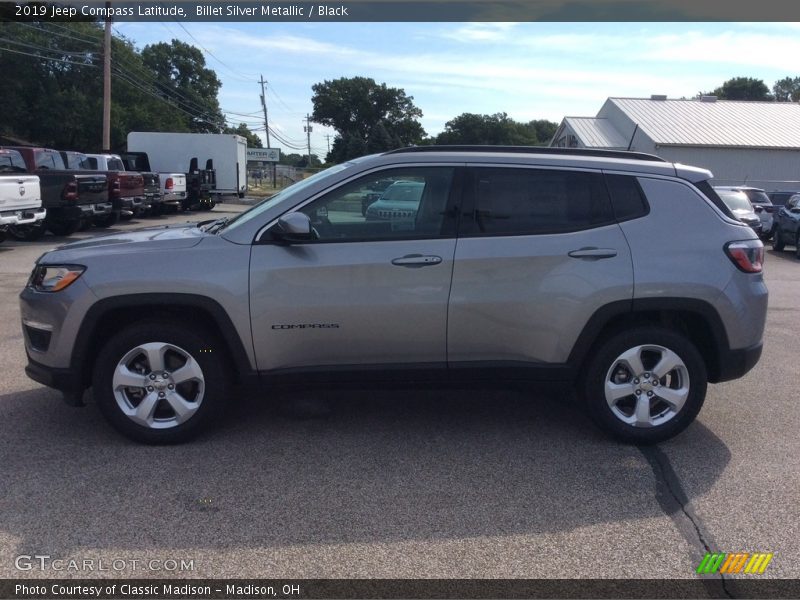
(19, 147, 768, 444)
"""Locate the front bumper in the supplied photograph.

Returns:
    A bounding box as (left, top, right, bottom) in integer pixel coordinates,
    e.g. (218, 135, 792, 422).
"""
(25, 355, 82, 393)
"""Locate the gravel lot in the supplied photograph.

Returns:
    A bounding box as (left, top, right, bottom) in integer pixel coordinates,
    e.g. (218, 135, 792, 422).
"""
(0, 205, 798, 587)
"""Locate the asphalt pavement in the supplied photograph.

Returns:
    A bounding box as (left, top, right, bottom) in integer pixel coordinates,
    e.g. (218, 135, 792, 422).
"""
(0, 206, 798, 586)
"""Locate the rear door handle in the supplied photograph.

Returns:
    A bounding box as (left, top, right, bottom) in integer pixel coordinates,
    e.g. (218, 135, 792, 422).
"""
(568, 247, 618, 260)
(391, 254, 443, 267)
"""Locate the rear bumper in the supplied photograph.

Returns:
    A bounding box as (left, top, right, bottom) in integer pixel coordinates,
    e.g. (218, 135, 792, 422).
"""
(0, 206, 46, 226)
(79, 202, 113, 217)
(715, 342, 763, 383)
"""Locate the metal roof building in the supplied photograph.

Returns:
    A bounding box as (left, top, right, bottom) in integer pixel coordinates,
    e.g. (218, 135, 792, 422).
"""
(551, 97, 800, 191)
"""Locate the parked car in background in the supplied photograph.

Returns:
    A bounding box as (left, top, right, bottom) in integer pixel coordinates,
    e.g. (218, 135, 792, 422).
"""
(772, 193, 800, 257)
(84, 153, 147, 219)
(60, 150, 146, 224)
(767, 190, 799, 208)
(2, 146, 108, 239)
(364, 180, 425, 223)
(20, 146, 766, 445)
(120, 151, 187, 213)
(360, 178, 393, 216)
(0, 149, 46, 243)
(118, 152, 163, 215)
(714, 188, 762, 235)
(715, 186, 774, 239)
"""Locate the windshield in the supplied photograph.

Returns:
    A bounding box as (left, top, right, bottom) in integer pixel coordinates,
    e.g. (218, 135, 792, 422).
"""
(742, 190, 771, 204)
(381, 182, 425, 202)
(717, 190, 753, 212)
(220, 161, 355, 233)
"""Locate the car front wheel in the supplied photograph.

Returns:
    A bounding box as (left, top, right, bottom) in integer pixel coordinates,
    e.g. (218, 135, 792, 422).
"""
(93, 320, 230, 443)
(582, 327, 707, 444)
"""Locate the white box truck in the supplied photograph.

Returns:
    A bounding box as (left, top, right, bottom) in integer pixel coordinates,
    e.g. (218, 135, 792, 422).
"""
(127, 132, 247, 197)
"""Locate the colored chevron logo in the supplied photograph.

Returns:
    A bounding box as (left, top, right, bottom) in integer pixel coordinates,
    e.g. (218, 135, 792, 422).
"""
(696, 552, 774, 574)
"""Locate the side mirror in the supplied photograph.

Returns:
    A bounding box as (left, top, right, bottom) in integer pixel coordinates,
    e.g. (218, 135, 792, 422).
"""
(754, 205, 763, 213)
(272, 212, 313, 242)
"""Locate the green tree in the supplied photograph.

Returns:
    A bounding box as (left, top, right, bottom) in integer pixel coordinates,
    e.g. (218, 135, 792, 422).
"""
(704, 77, 772, 101)
(366, 121, 395, 154)
(434, 113, 557, 146)
(773, 76, 800, 102)
(0, 22, 231, 150)
(224, 123, 262, 147)
(141, 40, 224, 132)
(311, 76, 425, 162)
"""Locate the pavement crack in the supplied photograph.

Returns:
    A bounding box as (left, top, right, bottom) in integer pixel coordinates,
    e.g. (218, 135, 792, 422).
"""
(640, 445, 734, 599)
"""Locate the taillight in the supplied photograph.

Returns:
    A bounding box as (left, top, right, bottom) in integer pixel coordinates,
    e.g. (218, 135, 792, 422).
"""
(111, 180, 121, 198)
(62, 182, 78, 203)
(165, 178, 174, 190)
(725, 240, 764, 273)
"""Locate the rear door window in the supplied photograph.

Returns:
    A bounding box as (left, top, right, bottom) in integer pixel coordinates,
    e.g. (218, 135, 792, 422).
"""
(461, 167, 614, 236)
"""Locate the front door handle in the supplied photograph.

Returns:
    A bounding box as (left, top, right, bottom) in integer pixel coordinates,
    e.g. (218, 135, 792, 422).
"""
(568, 247, 618, 260)
(391, 254, 443, 267)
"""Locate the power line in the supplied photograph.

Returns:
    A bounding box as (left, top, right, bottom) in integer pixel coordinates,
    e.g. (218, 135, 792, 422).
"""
(171, 18, 257, 83)
(0, 44, 99, 67)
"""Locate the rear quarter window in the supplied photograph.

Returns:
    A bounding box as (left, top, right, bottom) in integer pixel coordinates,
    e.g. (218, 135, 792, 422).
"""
(605, 174, 649, 221)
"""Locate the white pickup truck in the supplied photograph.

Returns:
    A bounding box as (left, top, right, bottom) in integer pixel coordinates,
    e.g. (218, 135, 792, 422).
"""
(0, 149, 46, 243)
(159, 172, 187, 212)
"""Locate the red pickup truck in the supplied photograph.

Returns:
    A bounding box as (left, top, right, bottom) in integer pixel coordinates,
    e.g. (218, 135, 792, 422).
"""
(60, 151, 145, 224)
(1, 146, 109, 239)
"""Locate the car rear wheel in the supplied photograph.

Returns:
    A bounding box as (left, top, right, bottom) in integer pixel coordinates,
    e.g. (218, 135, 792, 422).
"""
(93, 320, 230, 444)
(773, 227, 785, 251)
(47, 220, 81, 237)
(94, 212, 119, 228)
(582, 327, 707, 444)
(795, 232, 800, 259)
(7, 221, 46, 241)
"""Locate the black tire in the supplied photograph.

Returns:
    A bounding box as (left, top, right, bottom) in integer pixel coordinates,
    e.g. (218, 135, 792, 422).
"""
(773, 227, 785, 251)
(581, 326, 707, 444)
(7, 221, 46, 241)
(94, 212, 119, 228)
(93, 320, 231, 444)
(47, 220, 81, 237)
(795, 232, 800, 259)
(78, 218, 92, 232)
(149, 203, 164, 217)
(0, 229, 5, 243)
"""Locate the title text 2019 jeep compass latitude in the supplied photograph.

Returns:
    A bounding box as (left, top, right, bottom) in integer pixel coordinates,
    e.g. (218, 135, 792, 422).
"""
(20, 147, 767, 444)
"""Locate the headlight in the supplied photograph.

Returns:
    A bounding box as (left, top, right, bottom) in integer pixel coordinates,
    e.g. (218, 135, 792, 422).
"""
(28, 265, 85, 292)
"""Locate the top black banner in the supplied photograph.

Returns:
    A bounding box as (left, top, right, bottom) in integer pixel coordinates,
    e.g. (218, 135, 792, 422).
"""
(4, 0, 800, 22)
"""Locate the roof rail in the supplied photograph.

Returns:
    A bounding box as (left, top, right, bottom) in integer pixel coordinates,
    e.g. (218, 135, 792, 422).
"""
(384, 145, 667, 163)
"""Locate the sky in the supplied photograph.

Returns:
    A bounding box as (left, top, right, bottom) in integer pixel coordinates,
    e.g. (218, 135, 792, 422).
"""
(113, 21, 800, 158)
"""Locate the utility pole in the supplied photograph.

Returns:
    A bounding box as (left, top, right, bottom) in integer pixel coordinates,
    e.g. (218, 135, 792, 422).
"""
(325, 134, 331, 156)
(303, 114, 313, 165)
(102, 2, 111, 151)
(259, 75, 275, 187)
(259, 75, 271, 148)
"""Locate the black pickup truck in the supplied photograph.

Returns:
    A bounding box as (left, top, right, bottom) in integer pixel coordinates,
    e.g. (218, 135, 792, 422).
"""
(118, 152, 163, 215)
(2, 146, 109, 239)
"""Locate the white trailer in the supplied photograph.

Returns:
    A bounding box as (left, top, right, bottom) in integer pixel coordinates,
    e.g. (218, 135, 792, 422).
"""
(127, 132, 248, 197)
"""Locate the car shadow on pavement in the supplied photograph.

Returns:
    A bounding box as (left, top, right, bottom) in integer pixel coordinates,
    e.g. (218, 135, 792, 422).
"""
(0, 385, 731, 559)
